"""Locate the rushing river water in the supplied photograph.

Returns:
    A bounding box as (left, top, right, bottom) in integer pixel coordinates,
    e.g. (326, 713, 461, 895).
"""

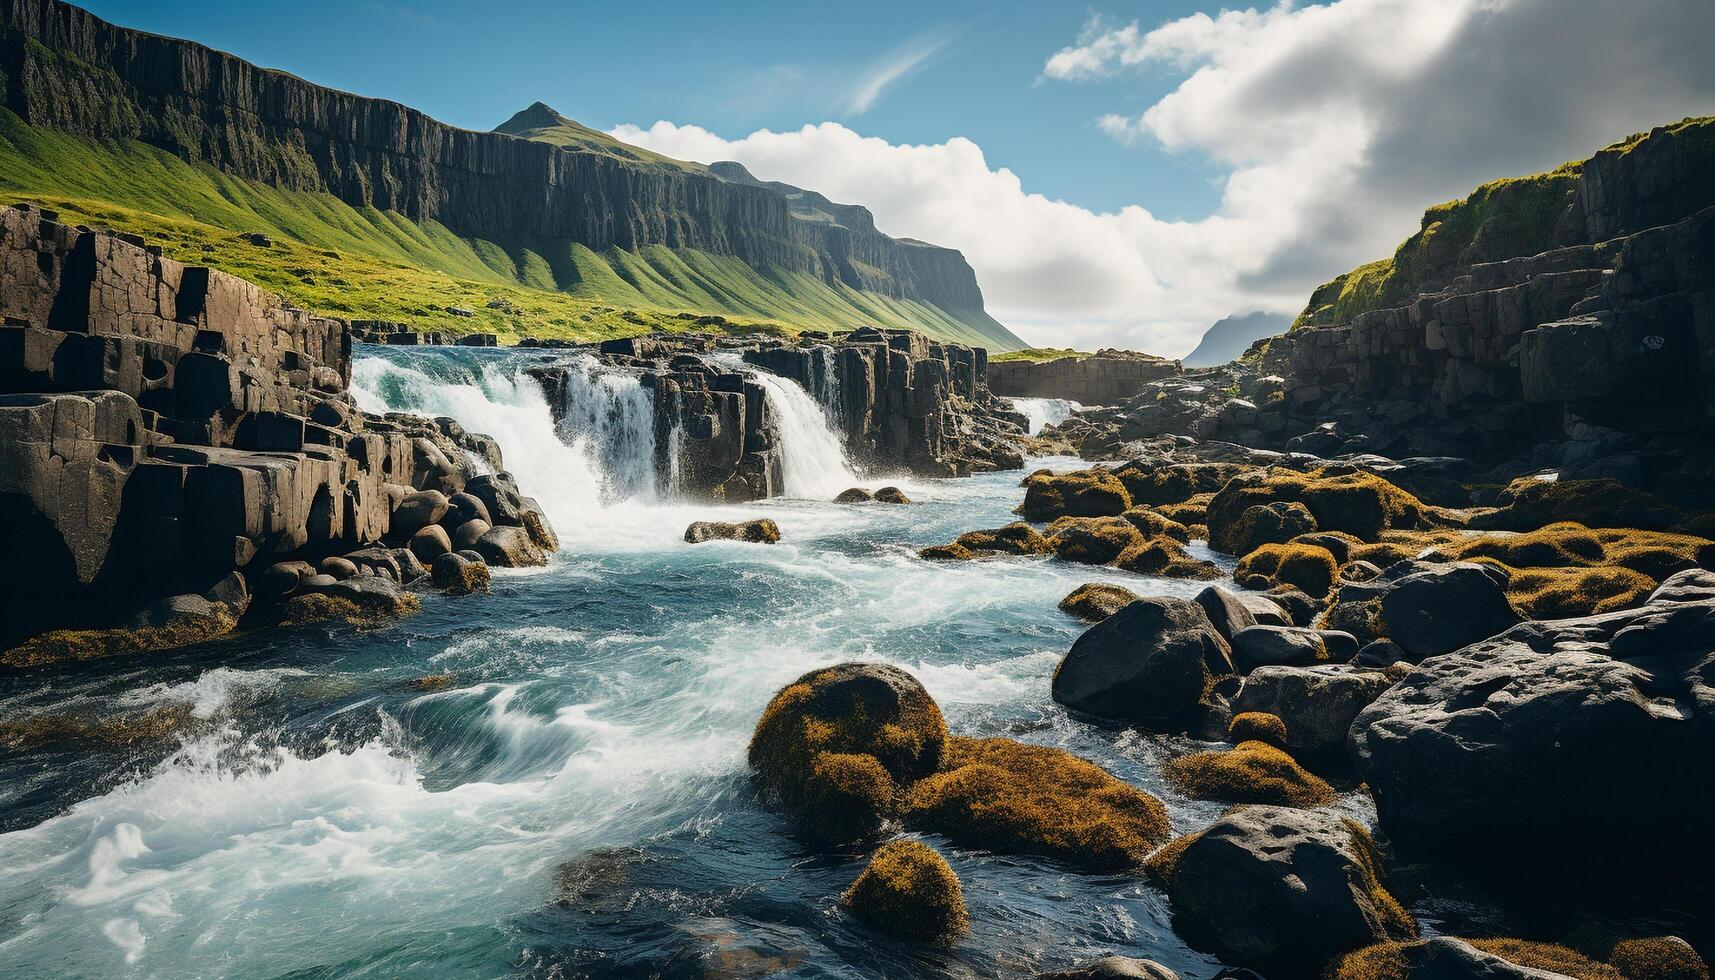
(0, 347, 1366, 979)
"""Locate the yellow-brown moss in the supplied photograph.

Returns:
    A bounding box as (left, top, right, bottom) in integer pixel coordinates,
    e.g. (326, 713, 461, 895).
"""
(282, 591, 422, 626)
(749, 666, 947, 843)
(1208, 469, 1435, 555)
(1117, 462, 1251, 506)
(1058, 583, 1142, 622)
(919, 522, 1054, 560)
(0, 705, 193, 749)
(1607, 937, 1711, 980)
(1229, 711, 1289, 746)
(1469, 940, 1623, 980)
(1481, 478, 1683, 532)
(1343, 818, 1419, 942)
(841, 839, 968, 941)
(1017, 468, 1133, 521)
(1164, 740, 1336, 808)
(1048, 516, 1146, 565)
(1121, 507, 1193, 542)
(1236, 543, 1340, 598)
(904, 736, 1171, 871)
(1, 609, 239, 667)
(1156, 493, 1216, 527)
(1114, 537, 1224, 579)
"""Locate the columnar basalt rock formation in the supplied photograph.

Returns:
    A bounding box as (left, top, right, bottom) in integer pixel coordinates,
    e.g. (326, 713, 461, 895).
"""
(987, 352, 1181, 406)
(0, 203, 548, 652)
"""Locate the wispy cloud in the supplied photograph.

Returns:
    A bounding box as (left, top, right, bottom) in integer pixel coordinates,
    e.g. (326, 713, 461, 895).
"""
(844, 31, 950, 115)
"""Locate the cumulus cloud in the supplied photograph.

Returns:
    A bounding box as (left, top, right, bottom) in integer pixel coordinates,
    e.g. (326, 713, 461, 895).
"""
(619, 0, 1715, 355)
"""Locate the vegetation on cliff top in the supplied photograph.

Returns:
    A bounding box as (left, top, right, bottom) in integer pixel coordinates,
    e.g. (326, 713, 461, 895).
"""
(990, 347, 1086, 362)
(0, 108, 1019, 348)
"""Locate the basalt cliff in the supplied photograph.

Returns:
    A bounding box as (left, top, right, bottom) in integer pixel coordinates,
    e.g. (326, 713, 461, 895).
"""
(0, 0, 1021, 348)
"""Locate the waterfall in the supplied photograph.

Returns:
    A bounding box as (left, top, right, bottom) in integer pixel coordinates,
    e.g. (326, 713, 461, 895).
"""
(715, 354, 860, 498)
(1009, 396, 1084, 436)
(554, 355, 663, 501)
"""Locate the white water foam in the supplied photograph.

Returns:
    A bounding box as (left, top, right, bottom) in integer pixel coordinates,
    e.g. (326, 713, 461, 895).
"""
(714, 355, 859, 498)
(1009, 396, 1084, 435)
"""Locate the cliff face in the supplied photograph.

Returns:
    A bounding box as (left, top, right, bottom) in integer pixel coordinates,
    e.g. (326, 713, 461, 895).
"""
(0, 0, 1005, 334)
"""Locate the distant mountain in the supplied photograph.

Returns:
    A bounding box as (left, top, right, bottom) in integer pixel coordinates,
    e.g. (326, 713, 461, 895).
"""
(1183, 311, 1291, 367)
(0, 0, 1024, 349)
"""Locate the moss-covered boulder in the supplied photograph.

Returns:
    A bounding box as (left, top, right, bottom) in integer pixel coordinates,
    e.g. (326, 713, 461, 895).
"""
(841, 839, 967, 941)
(1235, 543, 1340, 598)
(1059, 583, 1141, 622)
(1017, 468, 1133, 521)
(1148, 805, 1416, 974)
(1229, 501, 1319, 557)
(1039, 956, 1181, 980)
(1229, 711, 1288, 746)
(1607, 937, 1710, 980)
(431, 552, 491, 595)
(1327, 937, 1622, 980)
(905, 736, 1171, 871)
(1164, 740, 1335, 808)
(1048, 516, 1146, 565)
(1114, 461, 1251, 506)
(749, 663, 946, 842)
(1479, 477, 1684, 532)
(1121, 507, 1193, 542)
(1207, 469, 1432, 556)
(684, 519, 781, 544)
(1114, 538, 1225, 579)
(919, 522, 1054, 561)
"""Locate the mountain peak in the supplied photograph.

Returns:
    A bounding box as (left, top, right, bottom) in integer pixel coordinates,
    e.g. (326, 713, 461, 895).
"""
(494, 101, 570, 134)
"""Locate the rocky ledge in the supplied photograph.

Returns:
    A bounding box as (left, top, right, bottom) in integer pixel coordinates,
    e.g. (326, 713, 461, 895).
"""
(0, 203, 556, 661)
(526, 327, 1024, 500)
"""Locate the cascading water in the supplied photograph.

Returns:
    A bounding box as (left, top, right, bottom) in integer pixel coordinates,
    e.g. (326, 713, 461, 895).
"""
(552, 355, 663, 501)
(1009, 396, 1084, 436)
(716, 354, 861, 498)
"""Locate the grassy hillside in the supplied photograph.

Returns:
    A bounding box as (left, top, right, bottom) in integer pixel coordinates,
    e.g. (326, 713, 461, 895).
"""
(0, 109, 1019, 349)
(990, 347, 1086, 363)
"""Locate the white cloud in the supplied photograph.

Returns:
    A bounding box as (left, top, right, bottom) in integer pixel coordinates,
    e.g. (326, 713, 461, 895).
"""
(845, 33, 947, 115)
(618, 0, 1715, 356)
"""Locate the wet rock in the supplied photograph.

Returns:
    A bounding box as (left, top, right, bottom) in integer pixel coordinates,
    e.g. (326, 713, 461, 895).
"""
(1229, 501, 1318, 556)
(873, 486, 911, 504)
(1350, 599, 1715, 894)
(1038, 956, 1181, 979)
(1052, 596, 1233, 727)
(475, 524, 548, 566)
(285, 574, 420, 623)
(1017, 468, 1133, 521)
(452, 518, 491, 550)
(841, 840, 967, 942)
(683, 519, 782, 544)
(1234, 664, 1398, 756)
(443, 491, 491, 528)
(519, 498, 558, 552)
(749, 662, 946, 842)
(920, 521, 1052, 560)
(1149, 805, 1416, 973)
(1230, 625, 1356, 672)
(834, 487, 874, 503)
(465, 472, 525, 526)
(1326, 560, 1521, 659)
(431, 551, 490, 595)
(1059, 583, 1141, 622)
(1327, 937, 1616, 980)
(1193, 586, 1287, 642)
(319, 556, 358, 580)
(258, 560, 315, 599)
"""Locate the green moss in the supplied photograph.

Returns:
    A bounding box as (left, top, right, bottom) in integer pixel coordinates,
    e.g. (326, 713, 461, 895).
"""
(1326, 939, 1620, 980)
(1116, 462, 1250, 506)
(1208, 469, 1433, 556)
(281, 591, 421, 626)
(1479, 478, 1684, 532)
(904, 736, 1172, 872)
(1164, 740, 1335, 808)
(990, 347, 1086, 362)
(841, 840, 968, 942)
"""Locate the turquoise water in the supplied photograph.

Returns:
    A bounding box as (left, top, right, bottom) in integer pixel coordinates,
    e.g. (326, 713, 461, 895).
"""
(0, 347, 1361, 978)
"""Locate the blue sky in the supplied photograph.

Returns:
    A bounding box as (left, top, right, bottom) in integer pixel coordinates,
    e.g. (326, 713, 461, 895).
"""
(77, 0, 1218, 217)
(71, 1, 1715, 355)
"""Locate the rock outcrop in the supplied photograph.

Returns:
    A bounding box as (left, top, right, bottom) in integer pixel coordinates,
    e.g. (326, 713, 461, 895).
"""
(988, 351, 1181, 406)
(0, 204, 547, 651)
(0, 0, 1017, 346)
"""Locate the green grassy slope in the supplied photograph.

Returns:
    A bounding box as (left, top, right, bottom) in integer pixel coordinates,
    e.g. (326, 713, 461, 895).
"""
(0, 109, 1021, 349)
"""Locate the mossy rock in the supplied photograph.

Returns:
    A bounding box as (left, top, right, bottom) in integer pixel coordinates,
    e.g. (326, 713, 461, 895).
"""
(1121, 507, 1192, 542)
(904, 736, 1171, 871)
(1, 609, 238, 667)
(1208, 469, 1433, 556)
(1059, 583, 1142, 622)
(1326, 937, 1622, 980)
(1114, 537, 1224, 579)
(1114, 461, 1252, 506)
(1048, 516, 1145, 565)
(1480, 478, 1683, 532)
(1607, 937, 1710, 980)
(841, 839, 967, 942)
(282, 587, 421, 626)
(749, 663, 946, 843)
(1017, 468, 1133, 522)
(1164, 740, 1335, 808)
(1156, 492, 1216, 527)
(1236, 543, 1340, 598)
(1228, 711, 1288, 746)
(1229, 501, 1319, 557)
(919, 522, 1053, 560)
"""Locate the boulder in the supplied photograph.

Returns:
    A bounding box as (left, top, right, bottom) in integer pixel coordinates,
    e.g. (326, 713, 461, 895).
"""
(1052, 597, 1232, 726)
(1193, 586, 1288, 641)
(1326, 560, 1521, 659)
(319, 556, 358, 580)
(474, 525, 548, 567)
(443, 491, 491, 528)
(465, 472, 525, 526)
(1229, 501, 1318, 556)
(1234, 664, 1398, 756)
(1234, 543, 1339, 598)
(874, 486, 911, 504)
(683, 519, 782, 544)
(452, 519, 491, 551)
(749, 662, 946, 842)
(409, 524, 453, 563)
(1149, 805, 1416, 973)
(1349, 599, 1715, 892)
(287, 574, 420, 622)
(1327, 937, 1604, 980)
(258, 560, 315, 600)
(392, 489, 449, 538)
(834, 487, 874, 503)
(1038, 957, 1180, 980)
(1059, 583, 1141, 622)
(1651, 568, 1715, 604)
(840, 840, 967, 942)
(1017, 468, 1133, 521)
(1230, 625, 1357, 672)
(431, 551, 490, 595)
